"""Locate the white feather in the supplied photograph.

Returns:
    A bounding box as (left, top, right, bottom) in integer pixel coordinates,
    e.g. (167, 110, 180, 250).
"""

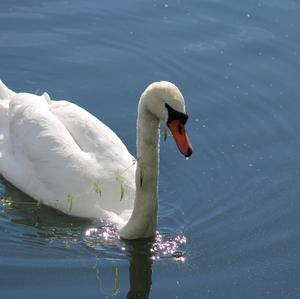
(0, 80, 188, 239)
(0, 81, 136, 228)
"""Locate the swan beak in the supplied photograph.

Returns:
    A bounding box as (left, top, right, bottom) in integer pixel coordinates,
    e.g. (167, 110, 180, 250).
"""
(168, 120, 193, 157)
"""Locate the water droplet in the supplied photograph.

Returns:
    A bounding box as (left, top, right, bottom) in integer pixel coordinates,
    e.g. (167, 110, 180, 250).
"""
(185, 157, 189, 161)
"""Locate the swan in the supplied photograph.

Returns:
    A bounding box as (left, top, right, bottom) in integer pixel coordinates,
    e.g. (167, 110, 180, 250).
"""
(0, 80, 192, 239)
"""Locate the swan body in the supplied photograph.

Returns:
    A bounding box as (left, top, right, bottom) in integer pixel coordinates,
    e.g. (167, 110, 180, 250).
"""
(0, 80, 192, 239)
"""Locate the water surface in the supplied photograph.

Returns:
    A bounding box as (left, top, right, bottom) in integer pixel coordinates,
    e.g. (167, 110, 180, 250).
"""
(0, 0, 300, 298)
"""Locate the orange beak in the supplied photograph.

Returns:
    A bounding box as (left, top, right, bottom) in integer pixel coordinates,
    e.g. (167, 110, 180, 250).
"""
(167, 120, 193, 157)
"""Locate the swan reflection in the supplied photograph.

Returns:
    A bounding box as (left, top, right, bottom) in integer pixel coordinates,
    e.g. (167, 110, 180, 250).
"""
(84, 226, 186, 297)
(0, 178, 187, 298)
(124, 233, 186, 298)
(124, 238, 154, 299)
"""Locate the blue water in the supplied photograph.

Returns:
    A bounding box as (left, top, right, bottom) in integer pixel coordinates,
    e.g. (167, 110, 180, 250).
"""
(1, 0, 300, 298)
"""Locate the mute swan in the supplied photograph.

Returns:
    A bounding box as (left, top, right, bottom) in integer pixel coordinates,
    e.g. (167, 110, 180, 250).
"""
(0, 81, 192, 239)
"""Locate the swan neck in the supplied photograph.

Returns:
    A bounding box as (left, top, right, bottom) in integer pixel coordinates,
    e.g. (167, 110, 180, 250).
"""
(120, 98, 160, 239)
(136, 106, 160, 172)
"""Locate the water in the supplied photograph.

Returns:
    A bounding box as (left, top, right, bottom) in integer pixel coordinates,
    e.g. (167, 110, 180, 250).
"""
(0, 0, 300, 298)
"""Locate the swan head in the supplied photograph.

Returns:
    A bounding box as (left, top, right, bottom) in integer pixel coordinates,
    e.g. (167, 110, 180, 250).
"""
(141, 81, 193, 157)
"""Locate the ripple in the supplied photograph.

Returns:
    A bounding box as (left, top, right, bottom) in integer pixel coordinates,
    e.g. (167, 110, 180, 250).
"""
(83, 224, 187, 262)
(0, 32, 66, 48)
(237, 26, 275, 42)
(151, 232, 187, 261)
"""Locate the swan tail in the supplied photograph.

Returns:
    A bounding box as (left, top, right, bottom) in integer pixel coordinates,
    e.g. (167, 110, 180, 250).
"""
(0, 81, 10, 117)
(42, 92, 52, 105)
(0, 80, 16, 100)
(0, 82, 10, 175)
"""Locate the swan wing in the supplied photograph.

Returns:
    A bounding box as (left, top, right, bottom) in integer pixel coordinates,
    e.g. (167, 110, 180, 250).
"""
(0, 89, 136, 226)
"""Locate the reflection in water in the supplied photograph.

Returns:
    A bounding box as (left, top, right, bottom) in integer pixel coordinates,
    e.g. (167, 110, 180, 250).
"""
(0, 177, 187, 298)
(85, 228, 186, 298)
(84, 226, 186, 297)
(124, 239, 153, 299)
(124, 234, 186, 298)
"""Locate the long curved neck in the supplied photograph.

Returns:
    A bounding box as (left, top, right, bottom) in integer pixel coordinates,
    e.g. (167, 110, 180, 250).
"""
(120, 98, 160, 239)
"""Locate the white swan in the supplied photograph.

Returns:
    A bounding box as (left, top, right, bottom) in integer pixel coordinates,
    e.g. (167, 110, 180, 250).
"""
(0, 80, 192, 239)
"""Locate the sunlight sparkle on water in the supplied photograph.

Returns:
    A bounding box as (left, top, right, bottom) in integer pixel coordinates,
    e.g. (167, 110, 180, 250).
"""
(84, 226, 187, 262)
(85, 225, 120, 242)
(151, 232, 187, 261)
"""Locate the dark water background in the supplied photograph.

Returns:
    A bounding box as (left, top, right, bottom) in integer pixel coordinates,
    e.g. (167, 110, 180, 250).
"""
(0, 0, 300, 298)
